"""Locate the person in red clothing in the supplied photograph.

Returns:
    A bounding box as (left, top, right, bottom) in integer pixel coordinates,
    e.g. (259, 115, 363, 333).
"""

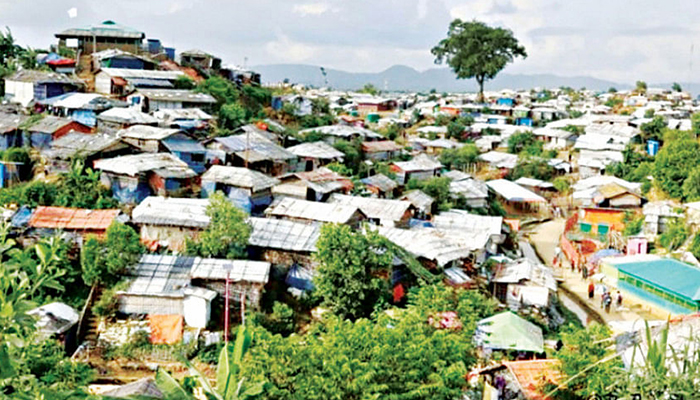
(588, 281, 595, 299)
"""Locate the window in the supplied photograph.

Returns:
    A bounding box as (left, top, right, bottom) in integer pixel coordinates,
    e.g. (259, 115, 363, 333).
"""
(191, 153, 205, 162)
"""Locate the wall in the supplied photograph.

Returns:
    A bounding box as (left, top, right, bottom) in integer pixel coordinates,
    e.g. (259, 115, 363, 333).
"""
(140, 224, 202, 252)
(94, 71, 113, 95)
(581, 208, 625, 231)
(183, 295, 210, 328)
(5, 80, 34, 106)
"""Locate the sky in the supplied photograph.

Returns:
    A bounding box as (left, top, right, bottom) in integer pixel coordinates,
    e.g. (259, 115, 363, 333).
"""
(0, 0, 698, 84)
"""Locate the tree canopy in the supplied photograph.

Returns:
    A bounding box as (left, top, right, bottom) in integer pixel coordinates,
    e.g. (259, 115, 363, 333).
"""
(187, 192, 251, 259)
(432, 19, 526, 102)
(653, 131, 700, 199)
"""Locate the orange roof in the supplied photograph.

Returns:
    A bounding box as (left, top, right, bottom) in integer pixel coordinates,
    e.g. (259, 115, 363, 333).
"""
(503, 360, 561, 400)
(361, 140, 403, 153)
(29, 206, 120, 231)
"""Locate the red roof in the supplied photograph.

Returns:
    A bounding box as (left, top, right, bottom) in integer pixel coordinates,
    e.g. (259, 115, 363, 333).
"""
(47, 59, 76, 66)
(503, 360, 561, 400)
(361, 140, 402, 153)
(29, 206, 120, 231)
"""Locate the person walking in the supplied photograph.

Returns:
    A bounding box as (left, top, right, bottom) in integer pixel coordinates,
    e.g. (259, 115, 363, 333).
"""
(588, 281, 595, 299)
(604, 294, 612, 313)
(616, 291, 623, 308)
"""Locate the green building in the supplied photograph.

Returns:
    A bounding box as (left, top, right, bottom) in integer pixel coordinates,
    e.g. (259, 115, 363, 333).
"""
(617, 258, 700, 315)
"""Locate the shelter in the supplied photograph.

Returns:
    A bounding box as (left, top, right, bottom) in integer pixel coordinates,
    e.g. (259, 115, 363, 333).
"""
(475, 311, 544, 354)
(94, 153, 197, 203)
(486, 179, 547, 215)
(391, 154, 442, 185)
(25, 116, 92, 149)
(96, 107, 158, 134)
(490, 258, 556, 309)
(449, 178, 489, 208)
(265, 197, 366, 227)
(56, 20, 145, 54)
(35, 92, 125, 127)
(0, 112, 29, 149)
(287, 141, 344, 171)
(205, 131, 296, 176)
(94, 68, 184, 96)
(118, 125, 207, 173)
(129, 89, 216, 113)
(479, 151, 519, 170)
(91, 48, 157, 71)
(273, 167, 353, 201)
(361, 140, 403, 160)
(298, 124, 382, 145)
(190, 257, 271, 308)
(480, 360, 562, 400)
(43, 132, 134, 173)
(248, 217, 320, 268)
(200, 165, 279, 213)
(400, 190, 434, 219)
(99, 378, 164, 399)
(132, 196, 210, 252)
(328, 194, 413, 227)
(118, 254, 217, 329)
(153, 108, 212, 131)
(28, 206, 120, 237)
(27, 302, 79, 340)
(4, 70, 83, 107)
(361, 173, 398, 198)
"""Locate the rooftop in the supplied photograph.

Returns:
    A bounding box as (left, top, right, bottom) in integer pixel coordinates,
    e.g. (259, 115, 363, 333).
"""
(7, 70, 83, 84)
(29, 206, 119, 231)
(94, 153, 196, 178)
(118, 125, 180, 141)
(486, 179, 546, 203)
(392, 154, 442, 172)
(617, 258, 700, 301)
(248, 217, 320, 252)
(56, 20, 145, 39)
(265, 197, 363, 224)
(97, 107, 158, 125)
(201, 165, 280, 192)
(136, 89, 216, 104)
(328, 194, 412, 222)
(287, 141, 345, 160)
(132, 197, 210, 228)
(361, 174, 398, 193)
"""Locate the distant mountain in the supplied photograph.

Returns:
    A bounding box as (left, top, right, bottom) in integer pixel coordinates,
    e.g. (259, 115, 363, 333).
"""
(254, 64, 630, 93)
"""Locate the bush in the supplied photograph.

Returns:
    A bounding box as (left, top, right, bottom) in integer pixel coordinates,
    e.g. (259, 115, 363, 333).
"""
(658, 219, 689, 251)
(262, 302, 295, 336)
(93, 281, 129, 318)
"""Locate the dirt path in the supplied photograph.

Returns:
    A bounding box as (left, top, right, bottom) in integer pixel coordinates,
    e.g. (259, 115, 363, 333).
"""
(528, 219, 660, 332)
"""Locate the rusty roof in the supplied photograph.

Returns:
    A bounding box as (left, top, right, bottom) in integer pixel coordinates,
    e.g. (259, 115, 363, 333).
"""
(503, 359, 561, 400)
(29, 206, 119, 231)
(361, 140, 403, 153)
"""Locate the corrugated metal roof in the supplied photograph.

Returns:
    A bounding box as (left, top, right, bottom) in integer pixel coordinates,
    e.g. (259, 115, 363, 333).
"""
(443, 170, 471, 182)
(26, 116, 81, 134)
(376, 226, 476, 266)
(450, 178, 488, 199)
(287, 141, 344, 159)
(56, 20, 144, 39)
(119, 125, 180, 140)
(29, 206, 119, 230)
(361, 140, 402, 153)
(162, 137, 207, 153)
(401, 190, 434, 211)
(97, 107, 158, 125)
(201, 165, 279, 192)
(491, 258, 557, 291)
(432, 210, 502, 237)
(132, 196, 210, 228)
(248, 217, 320, 252)
(361, 174, 398, 192)
(45, 132, 123, 159)
(136, 89, 216, 104)
(7, 70, 82, 84)
(99, 68, 183, 80)
(125, 254, 193, 298)
(486, 179, 546, 203)
(154, 108, 212, 122)
(617, 258, 700, 301)
(265, 197, 361, 224)
(214, 131, 295, 162)
(0, 112, 29, 134)
(94, 153, 196, 177)
(298, 124, 382, 139)
(392, 154, 442, 172)
(190, 257, 270, 283)
(329, 194, 412, 222)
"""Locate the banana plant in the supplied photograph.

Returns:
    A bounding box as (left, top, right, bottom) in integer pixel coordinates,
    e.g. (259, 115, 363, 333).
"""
(155, 325, 265, 400)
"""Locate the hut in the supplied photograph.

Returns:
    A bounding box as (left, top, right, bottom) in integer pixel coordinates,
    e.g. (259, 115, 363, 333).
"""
(132, 197, 209, 252)
(200, 165, 279, 213)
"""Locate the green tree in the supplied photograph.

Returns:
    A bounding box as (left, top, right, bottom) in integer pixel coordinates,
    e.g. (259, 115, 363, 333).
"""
(691, 112, 700, 137)
(653, 131, 700, 199)
(608, 87, 617, 93)
(682, 166, 700, 201)
(439, 143, 479, 170)
(314, 224, 394, 320)
(432, 20, 527, 102)
(197, 76, 239, 111)
(189, 192, 251, 259)
(636, 80, 647, 94)
(81, 221, 143, 286)
(408, 176, 452, 211)
(658, 218, 689, 251)
(672, 82, 682, 92)
(508, 158, 555, 181)
(446, 120, 465, 140)
(219, 102, 247, 130)
(332, 138, 363, 174)
(358, 83, 379, 96)
(174, 75, 196, 89)
(640, 116, 666, 142)
(507, 131, 537, 154)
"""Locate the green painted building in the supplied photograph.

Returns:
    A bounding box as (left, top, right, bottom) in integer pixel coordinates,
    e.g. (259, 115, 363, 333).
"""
(617, 258, 700, 315)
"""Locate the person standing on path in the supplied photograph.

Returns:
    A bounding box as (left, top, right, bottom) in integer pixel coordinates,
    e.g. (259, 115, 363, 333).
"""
(588, 281, 595, 299)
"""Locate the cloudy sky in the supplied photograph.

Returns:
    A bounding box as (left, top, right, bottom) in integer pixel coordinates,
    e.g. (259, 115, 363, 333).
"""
(1, 0, 697, 84)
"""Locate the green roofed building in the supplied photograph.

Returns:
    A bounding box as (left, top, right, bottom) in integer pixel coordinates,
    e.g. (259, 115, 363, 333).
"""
(617, 258, 700, 315)
(475, 311, 544, 354)
(56, 20, 145, 55)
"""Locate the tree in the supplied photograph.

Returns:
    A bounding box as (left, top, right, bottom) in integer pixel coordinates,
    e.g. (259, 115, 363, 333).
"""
(173, 75, 196, 89)
(682, 166, 700, 201)
(508, 158, 555, 181)
(653, 131, 700, 199)
(672, 82, 682, 92)
(658, 218, 689, 251)
(197, 76, 239, 111)
(691, 113, 700, 138)
(446, 120, 465, 140)
(636, 80, 647, 94)
(189, 192, 251, 259)
(608, 87, 617, 93)
(507, 131, 537, 154)
(640, 116, 666, 142)
(314, 224, 394, 320)
(432, 19, 526, 102)
(332, 139, 363, 174)
(439, 143, 479, 170)
(81, 221, 143, 286)
(219, 102, 247, 130)
(409, 177, 452, 211)
(358, 83, 379, 96)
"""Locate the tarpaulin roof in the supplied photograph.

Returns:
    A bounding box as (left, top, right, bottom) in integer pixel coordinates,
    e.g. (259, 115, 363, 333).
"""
(486, 179, 546, 203)
(201, 165, 279, 192)
(476, 311, 544, 353)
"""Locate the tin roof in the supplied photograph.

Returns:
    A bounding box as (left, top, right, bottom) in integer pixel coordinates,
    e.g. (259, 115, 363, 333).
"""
(298, 124, 382, 139)
(265, 197, 362, 224)
(97, 107, 158, 125)
(361, 140, 403, 153)
(190, 257, 270, 283)
(392, 154, 442, 172)
(400, 189, 434, 211)
(248, 217, 320, 252)
(361, 174, 398, 193)
(476, 312, 544, 353)
(136, 89, 216, 104)
(132, 196, 210, 228)
(201, 165, 279, 192)
(449, 178, 488, 199)
(30, 116, 86, 134)
(56, 20, 145, 39)
(486, 179, 546, 203)
(213, 132, 295, 162)
(503, 360, 561, 400)
(0, 112, 29, 134)
(99, 68, 184, 80)
(329, 194, 412, 222)
(118, 125, 180, 140)
(376, 226, 476, 266)
(45, 132, 124, 160)
(287, 141, 344, 160)
(29, 206, 119, 230)
(7, 70, 82, 84)
(94, 153, 196, 178)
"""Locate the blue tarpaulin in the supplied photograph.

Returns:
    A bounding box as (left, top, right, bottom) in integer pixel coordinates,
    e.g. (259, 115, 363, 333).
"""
(286, 265, 315, 292)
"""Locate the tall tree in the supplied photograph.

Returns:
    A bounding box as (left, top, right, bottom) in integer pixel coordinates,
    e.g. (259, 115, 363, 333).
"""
(187, 192, 251, 259)
(314, 224, 394, 320)
(432, 19, 527, 102)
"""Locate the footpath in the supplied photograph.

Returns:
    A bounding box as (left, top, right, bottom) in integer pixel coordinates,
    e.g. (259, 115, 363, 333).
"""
(527, 219, 662, 332)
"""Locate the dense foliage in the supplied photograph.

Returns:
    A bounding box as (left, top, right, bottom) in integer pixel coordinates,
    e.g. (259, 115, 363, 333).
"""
(186, 192, 251, 259)
(314, 224, 394, 320)
(81, 221, 143, 286)
(439, 143, 479, 170)
(653, 131, 700, 200)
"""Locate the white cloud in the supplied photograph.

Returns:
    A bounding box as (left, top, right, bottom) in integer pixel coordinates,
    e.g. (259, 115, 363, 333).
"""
(265, 33, 318, 62)
(293, 2, 331, 16)
(417, 0, 428, 19)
